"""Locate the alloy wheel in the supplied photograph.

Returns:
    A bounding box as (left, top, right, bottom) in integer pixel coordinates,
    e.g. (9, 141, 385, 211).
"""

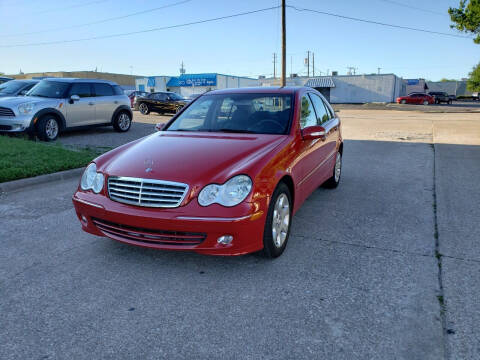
(271, 193, 290, 248)
(139, 103, 148, 114)
(334, 152, 342, 182)
(118, 113, 131, 130)
(45, 118, 58, 140)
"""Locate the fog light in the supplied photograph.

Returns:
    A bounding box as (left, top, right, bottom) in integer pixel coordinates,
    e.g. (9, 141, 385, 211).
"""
(81, 215, 88, 225)
(217, 235, 233, 245)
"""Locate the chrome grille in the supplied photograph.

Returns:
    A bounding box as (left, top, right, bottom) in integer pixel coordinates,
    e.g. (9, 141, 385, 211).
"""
(0, 107, 15, 117)
(108, 176, 188, 208)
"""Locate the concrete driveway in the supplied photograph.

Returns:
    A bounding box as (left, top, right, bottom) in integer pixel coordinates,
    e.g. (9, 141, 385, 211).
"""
(2, 138, 479, 359)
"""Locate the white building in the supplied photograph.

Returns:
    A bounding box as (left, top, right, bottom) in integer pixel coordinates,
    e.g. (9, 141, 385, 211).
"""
(136, 73, 258, 97)
(261, 74, 405, 103)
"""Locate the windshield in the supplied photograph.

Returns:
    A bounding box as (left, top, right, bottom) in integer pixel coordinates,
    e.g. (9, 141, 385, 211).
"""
(169, 93, 185, 101)
(0, 80, 27, 94)
(166, 93, 293, 135)
(26, 80, 70, 98)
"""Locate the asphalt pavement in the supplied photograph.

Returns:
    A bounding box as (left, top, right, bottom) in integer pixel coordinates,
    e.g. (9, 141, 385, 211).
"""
(3, 139, 478, 359)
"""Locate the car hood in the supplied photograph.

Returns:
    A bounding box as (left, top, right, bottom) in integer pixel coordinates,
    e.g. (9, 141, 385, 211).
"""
(101, 132, 287, 185)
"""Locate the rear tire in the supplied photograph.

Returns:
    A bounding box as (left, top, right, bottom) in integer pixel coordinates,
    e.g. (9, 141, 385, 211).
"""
(113, 111, 132, 132)
(261, 182, 292, 258)
(324, 151, 342, 189)
(139, 103, 150, 115)
(423, 100, 429, 105)
(37, 115, 60, 141)
(400, 100, 406, 104)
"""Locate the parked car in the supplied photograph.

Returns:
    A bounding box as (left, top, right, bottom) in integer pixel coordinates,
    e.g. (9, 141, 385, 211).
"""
(472, 92, 479, 101)
(72, 87, 343, 258)
(137, 92, 188, 115)
(396, 93, 434, 105)
(0, 76, 13, 84)
(0, 78, 132, 141)
(428, 91, 452, 104)
(126, 90, 148, 109)
(0, 80, 39, 97)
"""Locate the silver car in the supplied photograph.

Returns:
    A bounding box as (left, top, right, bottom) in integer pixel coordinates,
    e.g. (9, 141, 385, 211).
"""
(0, 80, 39, 97)
(0, 78, 132, 141)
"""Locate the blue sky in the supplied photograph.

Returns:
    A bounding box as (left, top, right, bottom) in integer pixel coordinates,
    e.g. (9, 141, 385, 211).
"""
(0, 0, 478, 80)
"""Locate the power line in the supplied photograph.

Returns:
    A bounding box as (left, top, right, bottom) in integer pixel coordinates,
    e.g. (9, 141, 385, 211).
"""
(0, 6, 281, 48)
(377, 0, 447, 16)
(2, 0, 193, 37)
(36, 0, 108, 14)
(287, 5, 471, 39)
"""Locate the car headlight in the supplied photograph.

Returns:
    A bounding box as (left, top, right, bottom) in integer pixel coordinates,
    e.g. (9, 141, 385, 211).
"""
(80, 163, 104, 193)
(18, 102, 34, 115)
(198, 175, 252, 207)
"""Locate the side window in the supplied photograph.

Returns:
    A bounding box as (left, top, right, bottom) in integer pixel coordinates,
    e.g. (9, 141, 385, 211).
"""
(308, 93, 330, 125)
(154, 93, 167, 101)
(70, 83, 92, 98)
(93, 83, 114, 97)
(300, 95, 317, 129)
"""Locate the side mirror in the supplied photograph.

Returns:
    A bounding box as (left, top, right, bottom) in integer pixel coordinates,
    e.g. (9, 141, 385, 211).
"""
(301, 125, 326, 140)
(70, 94, 80, 103)
(155, 123, 165, 132)
(19, 90, 28, 96)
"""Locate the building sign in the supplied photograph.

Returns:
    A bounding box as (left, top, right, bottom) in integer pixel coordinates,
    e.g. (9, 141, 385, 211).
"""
(407, 79, 419, 85)
(168, 74, 217, 87)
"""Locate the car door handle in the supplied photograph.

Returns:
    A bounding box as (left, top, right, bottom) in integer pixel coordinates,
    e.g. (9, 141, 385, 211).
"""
(88, 102, 95, 106)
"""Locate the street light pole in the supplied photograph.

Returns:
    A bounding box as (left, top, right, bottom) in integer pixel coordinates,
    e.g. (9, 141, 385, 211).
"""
(281, 0, 286, 87)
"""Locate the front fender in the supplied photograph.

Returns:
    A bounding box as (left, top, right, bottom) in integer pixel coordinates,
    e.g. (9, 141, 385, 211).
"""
(29, 108, 66, 131)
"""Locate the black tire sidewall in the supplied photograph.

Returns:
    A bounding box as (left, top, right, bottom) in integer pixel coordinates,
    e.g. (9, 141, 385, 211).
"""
(262, 182, 292, 258)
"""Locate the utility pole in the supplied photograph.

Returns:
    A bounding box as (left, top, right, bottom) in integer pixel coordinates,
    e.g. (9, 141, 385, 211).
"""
(281, 0, 286, 86)
(312, 52, 315, 77)
(273, 53, 277, 79)
(377, 67, 381, 75)
(308, 51, 311, 77)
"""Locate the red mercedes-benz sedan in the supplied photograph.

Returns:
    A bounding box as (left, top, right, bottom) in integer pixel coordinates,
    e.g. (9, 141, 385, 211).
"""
(72, 87, 343, 257)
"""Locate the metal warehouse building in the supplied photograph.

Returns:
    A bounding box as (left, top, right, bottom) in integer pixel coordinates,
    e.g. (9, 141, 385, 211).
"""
(136, 73, 258, 97)
(261, 74, 405, 103)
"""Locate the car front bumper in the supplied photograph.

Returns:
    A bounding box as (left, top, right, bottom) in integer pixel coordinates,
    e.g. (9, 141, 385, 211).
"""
(0, 114, 34, 132)
(72, 190, 267, 256)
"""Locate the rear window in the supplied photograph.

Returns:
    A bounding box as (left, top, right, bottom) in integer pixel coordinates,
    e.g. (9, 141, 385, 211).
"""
(93, 83, 114, 96)
(113, 85, 124, 95)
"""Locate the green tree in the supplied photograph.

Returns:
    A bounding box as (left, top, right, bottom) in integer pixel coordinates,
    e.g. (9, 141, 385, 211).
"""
(467, 63, 480, 91)
(449, 0, 480, 43)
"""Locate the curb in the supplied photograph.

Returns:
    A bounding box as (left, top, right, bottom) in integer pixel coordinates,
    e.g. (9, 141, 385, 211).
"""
(0, 167, 85, 193)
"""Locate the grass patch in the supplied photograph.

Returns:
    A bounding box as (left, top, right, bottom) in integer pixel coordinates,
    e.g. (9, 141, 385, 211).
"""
(0, 135, 98, 183)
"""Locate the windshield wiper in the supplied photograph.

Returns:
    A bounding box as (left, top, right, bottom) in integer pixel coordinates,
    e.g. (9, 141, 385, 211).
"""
(217, 128, 256, 134)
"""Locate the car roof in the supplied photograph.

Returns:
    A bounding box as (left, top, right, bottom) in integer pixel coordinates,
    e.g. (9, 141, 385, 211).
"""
(41, 77, 118, 85)
(9, 79, 39, 84)
(207, 86, 304, 95)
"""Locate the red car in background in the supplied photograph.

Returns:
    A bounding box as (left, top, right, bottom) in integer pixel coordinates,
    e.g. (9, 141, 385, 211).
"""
(125, 90, 148, 108)
(396, 93, 434, 105)
(72, 87, 343, 258)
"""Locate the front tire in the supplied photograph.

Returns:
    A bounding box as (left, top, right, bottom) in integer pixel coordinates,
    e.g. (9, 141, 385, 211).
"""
(262, 182, 292, 258)
(400, 100, 406, 104)
(324, 151, 342, 189)
(37, 115, 60, 141)
(423, 100, 429, 105)
(113, 111, 132, 132)
(139, 103, 150, 115)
